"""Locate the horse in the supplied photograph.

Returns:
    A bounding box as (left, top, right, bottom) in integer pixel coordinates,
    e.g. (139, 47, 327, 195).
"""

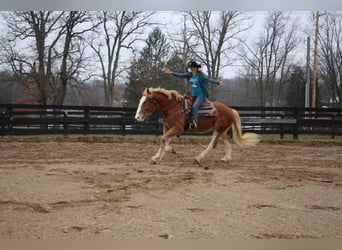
(134, 87, 260, 164)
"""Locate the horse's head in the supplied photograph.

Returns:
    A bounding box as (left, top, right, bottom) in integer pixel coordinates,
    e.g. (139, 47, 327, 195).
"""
(134, 88, 157, 122)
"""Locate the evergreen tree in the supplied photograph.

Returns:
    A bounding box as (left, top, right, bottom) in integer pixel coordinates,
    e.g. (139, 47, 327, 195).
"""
(164, 53, 189, 95)
(124, 27, 171, 106)
(286, 65, 306, 107)
(124, 58, 146, 107)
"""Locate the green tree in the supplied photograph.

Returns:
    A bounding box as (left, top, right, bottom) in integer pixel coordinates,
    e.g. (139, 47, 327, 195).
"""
(164, 53, 189, 94)
(286, 65, 306, 107)
(124, 27, 171, 106)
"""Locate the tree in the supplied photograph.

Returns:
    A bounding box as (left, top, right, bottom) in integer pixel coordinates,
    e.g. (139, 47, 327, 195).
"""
(124, 27, 172, 106)
(89, 11, 154, 106)
(184, 11, 249, 100)
(52, 11, 97, 105)
(286, 65, 306, 107)
(238, 11, 298, 106)
(169, 14, 195, 61)
(164, 14, 201, 95)
(0, 11, 96, 105)
(0, 71, 24, 103)
(315, 12, 342, 107)
(164, 53, 189, 94)
(1, 11, 59, 104)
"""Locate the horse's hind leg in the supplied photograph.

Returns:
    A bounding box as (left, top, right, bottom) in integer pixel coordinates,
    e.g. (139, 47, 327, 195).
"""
(221, 130, 232, 163)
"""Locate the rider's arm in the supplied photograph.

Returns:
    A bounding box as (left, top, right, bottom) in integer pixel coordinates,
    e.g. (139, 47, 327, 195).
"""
(163, 68, 190, 79)
(202, 73, 220, 85)
(171, 72, 191, 79)
(202, 73, 225, 87)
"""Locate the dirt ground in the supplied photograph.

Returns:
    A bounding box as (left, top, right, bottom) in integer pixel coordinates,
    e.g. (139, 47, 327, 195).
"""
(0, 135, 341, 239)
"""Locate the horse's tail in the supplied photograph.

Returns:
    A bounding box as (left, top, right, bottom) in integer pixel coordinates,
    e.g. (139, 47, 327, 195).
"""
(231, 109, 260, 146)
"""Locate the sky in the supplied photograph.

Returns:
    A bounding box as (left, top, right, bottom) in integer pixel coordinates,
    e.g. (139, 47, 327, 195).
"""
(0, 8, 340, 82)
(0, 10, 320, 80)
(150, 11, 313, 78)
(0, 0, 341, 11)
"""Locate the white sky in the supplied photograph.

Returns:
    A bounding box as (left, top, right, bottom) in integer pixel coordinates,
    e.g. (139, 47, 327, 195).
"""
(148, 11, 313, 78)
(0, 0, 341, 11)
(0, 11, 326, 80)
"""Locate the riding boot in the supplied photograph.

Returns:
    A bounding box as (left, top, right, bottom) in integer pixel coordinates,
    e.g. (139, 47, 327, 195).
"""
(191, 120, 197, 128)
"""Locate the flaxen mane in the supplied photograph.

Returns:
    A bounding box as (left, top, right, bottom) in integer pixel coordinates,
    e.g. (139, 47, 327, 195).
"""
(147, 87, 183, 102)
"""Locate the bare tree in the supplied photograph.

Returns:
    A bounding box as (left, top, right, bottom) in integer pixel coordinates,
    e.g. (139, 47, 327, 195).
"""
(168, 13, 196, 67)
(89, 11, 154, 106)
(51, 11, 99, 105)
(1, 11, 62, 104)
(316, 11, 342, 107)
(185, 11, 249, 100)
(166, 13, 197, 93)
(238, 11, 298, 106)
(0, 11, 97, 105)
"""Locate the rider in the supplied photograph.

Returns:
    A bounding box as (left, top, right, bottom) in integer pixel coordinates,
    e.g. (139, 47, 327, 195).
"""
(163, 61, 225, 128)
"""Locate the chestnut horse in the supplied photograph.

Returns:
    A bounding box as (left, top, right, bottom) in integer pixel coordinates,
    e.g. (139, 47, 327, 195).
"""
(135, 87, 260, 164)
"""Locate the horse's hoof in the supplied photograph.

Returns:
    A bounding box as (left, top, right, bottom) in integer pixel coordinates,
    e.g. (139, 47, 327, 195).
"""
(194, 157, 201, 164)
(221, 157, 231, 163)
(150, 157, 159, 164)
(165, 146, 172, 152)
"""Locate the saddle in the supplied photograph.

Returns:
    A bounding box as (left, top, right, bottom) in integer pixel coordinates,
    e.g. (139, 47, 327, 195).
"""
(197, 98, 216, 116)
(185, 96, 216, 117)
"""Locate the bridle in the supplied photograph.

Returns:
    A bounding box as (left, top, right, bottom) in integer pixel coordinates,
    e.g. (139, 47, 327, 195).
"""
(145, 95, 183, 116)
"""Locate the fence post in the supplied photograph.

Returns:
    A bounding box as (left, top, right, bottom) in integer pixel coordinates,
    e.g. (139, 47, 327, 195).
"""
(7, 107, 13, 132)
(63, 110, 68, 136)
(0, 112, 4, 131)
(84, 108, 89, 134)
(121, 113, 126, 136)
(331, 113, 336, 139)
(280, 113, 285, 139)
(293, 109, 299, 140)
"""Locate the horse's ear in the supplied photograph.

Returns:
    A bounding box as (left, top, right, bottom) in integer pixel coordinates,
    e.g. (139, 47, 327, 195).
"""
(146, 87, 151, 94)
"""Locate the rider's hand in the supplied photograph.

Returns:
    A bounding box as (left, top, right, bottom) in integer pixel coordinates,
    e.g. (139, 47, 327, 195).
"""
(163, 68, 172, 74)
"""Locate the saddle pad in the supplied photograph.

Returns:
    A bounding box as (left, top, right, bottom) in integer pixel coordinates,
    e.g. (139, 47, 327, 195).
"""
(198, 99, 216, 116)
(199, 99, 214, 109)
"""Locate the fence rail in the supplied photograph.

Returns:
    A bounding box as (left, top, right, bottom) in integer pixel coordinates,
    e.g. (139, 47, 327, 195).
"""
(1, 103, 341, 139)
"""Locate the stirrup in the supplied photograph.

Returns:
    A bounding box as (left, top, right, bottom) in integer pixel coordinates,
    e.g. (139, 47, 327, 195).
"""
(190, 121, 197, 129)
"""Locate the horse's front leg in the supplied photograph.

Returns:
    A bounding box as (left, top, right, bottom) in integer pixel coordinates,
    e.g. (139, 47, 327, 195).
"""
(164, 138, 173, 152)
(162, 125, 173, 153)
(151, 127, 180, 164)
(194, 132, 220, 164)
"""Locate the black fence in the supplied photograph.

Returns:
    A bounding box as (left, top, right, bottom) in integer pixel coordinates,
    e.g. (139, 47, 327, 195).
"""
(1, 103, 341, 139)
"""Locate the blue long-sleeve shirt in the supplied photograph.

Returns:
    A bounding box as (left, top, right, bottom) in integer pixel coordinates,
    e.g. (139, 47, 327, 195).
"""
(171, 71, 220, 98)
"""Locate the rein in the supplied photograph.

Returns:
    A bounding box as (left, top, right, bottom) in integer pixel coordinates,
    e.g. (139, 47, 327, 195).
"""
(152, 96, 191, 131)
(151, 97, 184, 116)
